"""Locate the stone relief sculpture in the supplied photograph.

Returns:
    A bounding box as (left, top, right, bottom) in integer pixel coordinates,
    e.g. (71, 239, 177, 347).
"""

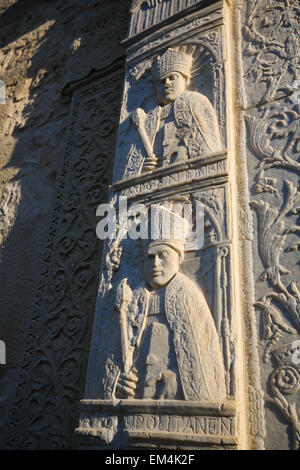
(128, 0, 205, 36)
(242, 0, 300, 449)
(114, 206, 226, 402)
(76, 2, 241, 450)
(129, 47, 222, 174)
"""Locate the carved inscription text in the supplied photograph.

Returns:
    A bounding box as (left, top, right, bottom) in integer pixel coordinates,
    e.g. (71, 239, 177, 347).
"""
(124, 414, 235, 437)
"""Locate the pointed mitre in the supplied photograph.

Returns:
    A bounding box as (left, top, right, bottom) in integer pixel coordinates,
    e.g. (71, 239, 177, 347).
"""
(152, 48, 193, 80)
(142, 203, 189, 259)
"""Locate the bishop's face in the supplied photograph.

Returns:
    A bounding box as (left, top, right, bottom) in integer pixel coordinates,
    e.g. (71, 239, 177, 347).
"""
(144, 244, 180, 289)
(155, 71, 188, 106)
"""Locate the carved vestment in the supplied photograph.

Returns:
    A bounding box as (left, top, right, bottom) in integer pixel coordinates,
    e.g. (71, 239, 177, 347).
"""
(127, 272, 226, 401)
(152, 91, 222, 165)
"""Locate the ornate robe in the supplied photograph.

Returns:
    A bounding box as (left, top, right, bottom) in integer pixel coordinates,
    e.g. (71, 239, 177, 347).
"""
(125, 272, 226, 402)
(151, 90, 222, 165)
(123, 90, 222, 179)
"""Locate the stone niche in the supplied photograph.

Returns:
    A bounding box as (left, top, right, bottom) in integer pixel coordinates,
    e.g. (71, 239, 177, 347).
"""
(75, 0, 255, 450)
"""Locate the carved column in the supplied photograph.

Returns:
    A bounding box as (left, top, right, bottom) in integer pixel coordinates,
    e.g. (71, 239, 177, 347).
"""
(75, 0, 264, 450)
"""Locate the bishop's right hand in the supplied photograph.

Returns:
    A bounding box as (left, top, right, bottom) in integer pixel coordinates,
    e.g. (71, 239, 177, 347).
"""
(115, 367, 139, 398)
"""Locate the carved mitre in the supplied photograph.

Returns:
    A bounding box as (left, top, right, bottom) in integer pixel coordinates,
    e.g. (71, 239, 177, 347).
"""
(152, 48, 193, 80)
(142, 202, 189, 259)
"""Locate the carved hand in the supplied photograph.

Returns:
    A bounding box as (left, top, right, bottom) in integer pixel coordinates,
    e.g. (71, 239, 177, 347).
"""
(116, 367, 139, 398)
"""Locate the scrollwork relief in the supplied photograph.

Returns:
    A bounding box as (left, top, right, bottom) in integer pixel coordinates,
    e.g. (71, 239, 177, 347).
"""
(7, 73, 123, 450)
(244, 3, 300, 444)
(247, 101, 300, 367)
(252, 180, 300, 360)
(243, 0, 300, 106)
(246, 101, 300, 175)
(269, 342, 300, 450)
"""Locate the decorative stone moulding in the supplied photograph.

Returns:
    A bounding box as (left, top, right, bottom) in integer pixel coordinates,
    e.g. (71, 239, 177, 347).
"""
(128, 0, 221, 39)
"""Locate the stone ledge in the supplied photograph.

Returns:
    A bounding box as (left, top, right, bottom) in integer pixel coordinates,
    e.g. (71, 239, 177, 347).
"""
(113, 150, 227, 192)
(79, 398, 236, 415)
(126, 430, 237, 446)
(75, 399, 237, 449)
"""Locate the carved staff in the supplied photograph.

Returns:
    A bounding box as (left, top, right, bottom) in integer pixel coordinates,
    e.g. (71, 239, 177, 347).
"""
(132, 108, 158, 171)
(115, 278, 133, 375)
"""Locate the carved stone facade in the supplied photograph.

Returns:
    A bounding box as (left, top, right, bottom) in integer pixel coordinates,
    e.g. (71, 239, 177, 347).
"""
(76, 0, 247, 450)
(0, 0, 299, 451)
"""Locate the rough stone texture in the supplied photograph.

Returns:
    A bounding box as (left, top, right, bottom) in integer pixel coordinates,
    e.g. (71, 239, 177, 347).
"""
(0, 0, 130, 450)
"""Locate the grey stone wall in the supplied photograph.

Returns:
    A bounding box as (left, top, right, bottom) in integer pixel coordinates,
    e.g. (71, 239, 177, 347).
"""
(0, 0, 130, 450)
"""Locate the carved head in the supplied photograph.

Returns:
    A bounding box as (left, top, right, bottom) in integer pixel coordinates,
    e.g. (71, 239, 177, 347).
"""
(141, 202, 187, 288)
(143, 241, 184, 289)
(152, 48, 192, 105)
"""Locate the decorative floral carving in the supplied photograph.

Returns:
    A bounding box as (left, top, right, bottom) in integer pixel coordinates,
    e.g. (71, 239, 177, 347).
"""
(7, 72, 123, 450)
(251, 181, 295, 287)
(255, 298, 296, 362)
(269, 384, 300, 450)
(251, 180, 300, 350)
(244, 4, 300, 448)
(243, 0, 300, 106)
(268, 342, 300, 450)
(246, 103, 300, 175)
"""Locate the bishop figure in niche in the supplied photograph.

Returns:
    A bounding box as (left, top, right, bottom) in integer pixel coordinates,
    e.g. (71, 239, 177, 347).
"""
(132, 47, 222, 172)
(115, 205, 226, 402)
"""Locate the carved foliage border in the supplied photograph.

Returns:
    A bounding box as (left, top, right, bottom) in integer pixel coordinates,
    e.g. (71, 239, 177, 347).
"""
(6, 71, 123, 450)
(242, 0, 300, 450)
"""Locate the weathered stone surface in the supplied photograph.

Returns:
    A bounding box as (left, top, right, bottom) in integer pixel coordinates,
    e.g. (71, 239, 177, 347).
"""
(0, 0, 299, 451)
(75, 400, 237, 449)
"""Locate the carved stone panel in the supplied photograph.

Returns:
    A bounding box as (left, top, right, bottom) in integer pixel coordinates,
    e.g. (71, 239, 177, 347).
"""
(76, 1, 251, 450)
(239, 0, 300, 450)
(128, 0, 221, 38)
(76, 400, 237, 449)
(6, 70, 123, 450)
(242, 0, 300, 109)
